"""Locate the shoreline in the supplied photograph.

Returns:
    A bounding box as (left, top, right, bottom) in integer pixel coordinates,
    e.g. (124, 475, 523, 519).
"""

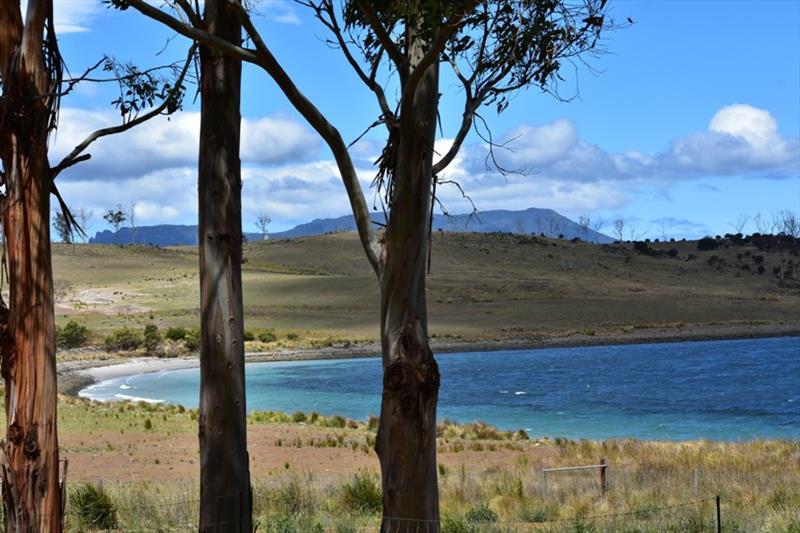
(59, 322, 800, 398)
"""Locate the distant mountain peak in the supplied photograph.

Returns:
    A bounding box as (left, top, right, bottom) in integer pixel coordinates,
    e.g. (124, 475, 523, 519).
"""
(89, 208, 613, 246)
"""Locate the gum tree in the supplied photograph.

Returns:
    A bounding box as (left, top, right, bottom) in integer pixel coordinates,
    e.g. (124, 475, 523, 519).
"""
(0, 1, 190, 526)
(116, 0, 612, 527)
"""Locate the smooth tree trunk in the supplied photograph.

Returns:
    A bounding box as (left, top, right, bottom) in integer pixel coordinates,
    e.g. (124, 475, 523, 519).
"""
(197, 1, 251, 531)
(376, 23, 442, 532)
(0, 1, 63, 530)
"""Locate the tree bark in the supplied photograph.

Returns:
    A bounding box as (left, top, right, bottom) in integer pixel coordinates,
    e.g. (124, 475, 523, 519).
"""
(197, 1, 251, 531)
(376, 21, 442, 532)
(0, 1, 63, 530)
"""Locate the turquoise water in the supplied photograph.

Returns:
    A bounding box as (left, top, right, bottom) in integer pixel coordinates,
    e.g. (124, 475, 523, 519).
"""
(80, 337, 800, 441)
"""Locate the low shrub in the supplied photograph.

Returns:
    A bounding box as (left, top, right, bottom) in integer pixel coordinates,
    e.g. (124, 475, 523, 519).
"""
(165, 326, 188, 341)
(465, 503, 497, 523)
(286, 332, 299, 341)
(259, 331, 278, 343)
(69, 483, 118, 530)
(697, 236, 719, 251)
(183, 328, 200, 352)
(341, 472, 382, 514)
(243, 330, 256, 342)
(143, 324, 161, 353)
(56, 320, 89, 349)
(104, 328, 143, 351)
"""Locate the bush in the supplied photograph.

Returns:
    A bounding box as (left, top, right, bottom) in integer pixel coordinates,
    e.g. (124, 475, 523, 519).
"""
(341, 473, 382, 514)
(667, 248, 679, 257)
(56, 320, 89, 349)
(465, 503, 497, 523)
(697, 236, 719, 251)
(165, 326, 188, 341)
(243, 330, 255, 342)
(286, 332, 299, 341)
(104, 328, 143, 351)
(183, 328, 200, 352)
(291, 411, 307, 423)
(143, 324, 161, 353)
(69, 483, 118, 530)
(259, 331, 277, 343)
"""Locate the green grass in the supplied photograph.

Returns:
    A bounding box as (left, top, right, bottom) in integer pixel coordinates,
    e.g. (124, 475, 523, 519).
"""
(51, 233, 800, 350)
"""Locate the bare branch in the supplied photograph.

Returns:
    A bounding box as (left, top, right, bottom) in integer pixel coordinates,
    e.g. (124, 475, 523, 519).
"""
(229, 1, 381, 275)
(50, 44, 197, 179)
(117, 0, 259, 63)
(432, 54, 476, 174)
(171, 0, 201, 27)
(307, 0, 393, 121)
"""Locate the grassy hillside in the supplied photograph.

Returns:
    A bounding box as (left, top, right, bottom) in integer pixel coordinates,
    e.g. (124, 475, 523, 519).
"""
(51, 232, 800, 349)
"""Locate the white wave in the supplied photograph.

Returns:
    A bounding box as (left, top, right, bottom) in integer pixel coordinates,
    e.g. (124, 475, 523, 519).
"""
(514, 391, 526, 395)
(499, 390, 509, 394)
(114, 393, 164, 404)
(119, 384, 131, 390)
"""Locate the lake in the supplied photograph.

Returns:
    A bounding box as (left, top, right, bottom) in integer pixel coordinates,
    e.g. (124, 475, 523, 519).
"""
(80, 336, 800, 441)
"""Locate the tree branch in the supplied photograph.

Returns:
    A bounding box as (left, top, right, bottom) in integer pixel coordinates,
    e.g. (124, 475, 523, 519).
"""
(306, 0, 393, 121)
(229, 1, 382, 276)
(119, 0, 259, 64)
(354, 0, 406, 75)
(433, 54, 476, 174)
(50, 43, 197, 179)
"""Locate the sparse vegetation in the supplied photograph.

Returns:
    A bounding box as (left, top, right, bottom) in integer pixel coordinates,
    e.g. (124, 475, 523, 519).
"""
(56, 320, 90, 349)
(50, 233, 800, 355)
(104, 327, 143, 352)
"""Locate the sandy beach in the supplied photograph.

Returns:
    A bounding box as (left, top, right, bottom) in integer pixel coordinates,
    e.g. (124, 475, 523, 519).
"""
(58, 322, 800, 398)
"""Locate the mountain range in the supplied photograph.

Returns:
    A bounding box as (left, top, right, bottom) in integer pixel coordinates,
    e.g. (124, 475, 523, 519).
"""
(89, 207, 613, 245)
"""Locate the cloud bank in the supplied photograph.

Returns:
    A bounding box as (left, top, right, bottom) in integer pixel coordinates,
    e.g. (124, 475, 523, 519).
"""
(51, 104, 799, 234)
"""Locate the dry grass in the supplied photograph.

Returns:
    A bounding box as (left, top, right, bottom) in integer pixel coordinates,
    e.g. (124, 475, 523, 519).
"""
(51, 233, 800, 348)
(15, 397, 794, 532)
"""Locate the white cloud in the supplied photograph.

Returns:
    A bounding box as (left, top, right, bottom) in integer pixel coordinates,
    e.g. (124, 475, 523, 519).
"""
(20, 0, 101, 34)
(462, 104, 798, 184)
(52, 109, 320, 180)
(52, 103, 798, 234)
(252, 0, 301, 25)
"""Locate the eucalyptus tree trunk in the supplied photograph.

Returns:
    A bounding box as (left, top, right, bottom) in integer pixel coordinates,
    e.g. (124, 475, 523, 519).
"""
(376, 24, 442, 532)
(197, 0, 251, 530)
(0, 1, 63, 530)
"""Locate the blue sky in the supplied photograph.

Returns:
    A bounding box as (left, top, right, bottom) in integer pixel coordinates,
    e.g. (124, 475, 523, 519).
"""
(49, 0, 799, 239)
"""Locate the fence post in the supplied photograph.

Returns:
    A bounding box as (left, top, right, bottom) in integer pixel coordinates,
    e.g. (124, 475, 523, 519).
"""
(541, 469, 547, 498)
(600, 458, 607, 497)
(693, 468, 699, 495)
(716, 495, 722, 533)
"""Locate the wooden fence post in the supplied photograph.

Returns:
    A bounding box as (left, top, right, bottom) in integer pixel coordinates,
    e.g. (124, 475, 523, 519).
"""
(541, 469, 547, 498)
(716, 495, 722, 533)
(600, 458, 607, 497)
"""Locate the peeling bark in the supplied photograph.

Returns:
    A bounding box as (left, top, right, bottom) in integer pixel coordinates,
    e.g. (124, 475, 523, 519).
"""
(0, 0, 63, 530)
(197, 0, 251, 531)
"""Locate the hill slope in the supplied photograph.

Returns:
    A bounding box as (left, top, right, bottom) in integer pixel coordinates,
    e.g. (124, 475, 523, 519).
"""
(53, 232, 799, 347)
(88, 207, 612, 245)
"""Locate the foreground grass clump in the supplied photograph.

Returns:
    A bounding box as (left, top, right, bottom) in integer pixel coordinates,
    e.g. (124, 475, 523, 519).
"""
(68, 483, 119, 530)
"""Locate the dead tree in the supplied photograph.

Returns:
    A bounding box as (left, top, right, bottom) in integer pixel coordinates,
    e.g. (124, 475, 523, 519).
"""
(116, 0, 613, 527)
